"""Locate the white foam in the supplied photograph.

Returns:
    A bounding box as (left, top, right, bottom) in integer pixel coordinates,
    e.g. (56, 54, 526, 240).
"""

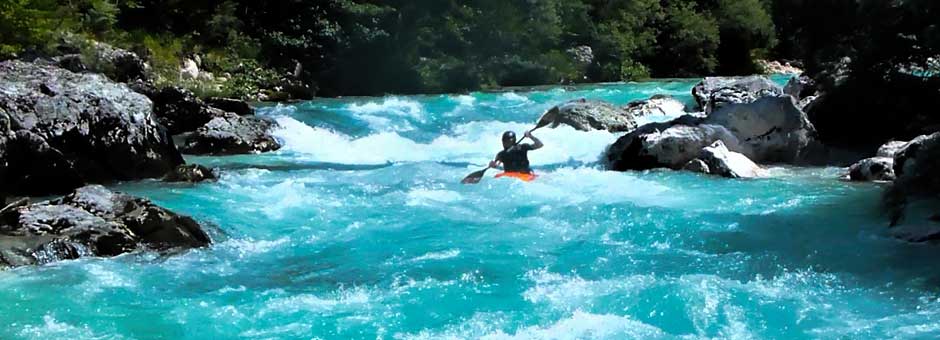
(258, 287, 372, 316)
(18, 315, 112, 339)
(523, 269, 656, 312)
(346, 97, 424, 119)
(406, 189, 463, 206)
(411, 249, 461, 262)
(479, 311, 666, 340)
(273, 117, 617, 166)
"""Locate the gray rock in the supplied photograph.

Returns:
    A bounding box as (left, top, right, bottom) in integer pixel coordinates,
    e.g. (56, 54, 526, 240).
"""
(0, 61, 183, 196)
(692, 76, 783, 113)
(682, 159, 711, 174)
(783, 75, 816, 101)
(698, 140, 766, 178)
(877, 141, 909, 158)
(151, 87, 226, 135)
(180, 113, 282, 155)
(623, 95, 686, 118)
(605, 115, 745, 171)
(884, 133, 940, 226)
(704, 95, 816, 163)
(0, 185, 210, 269)
(540, 99, 637, 132)
(205, 97, 254, 116)
(164, 164, 217, 183)
(848, 157, 895, 181)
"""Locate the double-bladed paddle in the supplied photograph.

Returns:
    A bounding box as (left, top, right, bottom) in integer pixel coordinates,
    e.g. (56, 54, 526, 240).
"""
(460, 111, 555, 184)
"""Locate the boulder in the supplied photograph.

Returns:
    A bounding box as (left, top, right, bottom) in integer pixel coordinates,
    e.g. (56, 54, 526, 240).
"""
(682, 159, 710, 174)
(0, 61, 183, 196)
(892, 133, 940, 196)
(164, 164, 217, 183)
(151, 87, 226, 135)
(623, 95, 685, 118)
(697, 140, 765, 178)
(180, 113, 282, 155)
(848, 157, 895, 181)
(0, 185, 210, 269)
(877, 141, 909, 158)
(205, 97, 254, 116)
(704, 95, 816, 163)
(605, 115, 745, 171)
(540, 99, 638, 132)
(692, 76, 783, 113)
(567, 46, 594, 65)
(783, 75, 817, 101)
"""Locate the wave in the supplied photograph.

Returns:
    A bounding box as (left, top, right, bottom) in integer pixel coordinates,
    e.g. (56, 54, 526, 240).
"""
(271, 117, 618, 166)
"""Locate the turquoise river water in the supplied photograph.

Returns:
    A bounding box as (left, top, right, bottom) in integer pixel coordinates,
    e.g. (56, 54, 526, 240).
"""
(2, 77, 940, 339)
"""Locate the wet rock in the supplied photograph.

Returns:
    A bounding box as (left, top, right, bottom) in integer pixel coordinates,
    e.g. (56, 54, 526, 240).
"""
(164, 164, 217, 183)
(623, 95, 685, 118)
(0, 185, 210, 269)
(150, 87, 226, 135)
(180, 113, 281, 155)
(692, 76, 783, 113)
(848, 157, 895, 181)
(540, 99, 638, 132)
(877, 141, 909, 158)
(682, 159, 711, 174)
(892, 133, 940, 197)
(205, 97, 254, 116)
(704, 95, 816, 163)
(697, 140, 765, 178)
(0, 61, 183, 197)
(605, 115, 744, 171)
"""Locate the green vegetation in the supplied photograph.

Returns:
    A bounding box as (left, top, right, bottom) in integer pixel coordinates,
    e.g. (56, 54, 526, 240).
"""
(0, 0, 784, 97)
(0, 0, 936, 103)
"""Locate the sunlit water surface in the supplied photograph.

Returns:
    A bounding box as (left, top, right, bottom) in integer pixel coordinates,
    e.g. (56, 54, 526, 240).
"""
(3, 77, 940, 339)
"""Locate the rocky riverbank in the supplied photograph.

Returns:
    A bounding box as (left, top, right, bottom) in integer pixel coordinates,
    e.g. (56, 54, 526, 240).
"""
(0, 58, 285, 267)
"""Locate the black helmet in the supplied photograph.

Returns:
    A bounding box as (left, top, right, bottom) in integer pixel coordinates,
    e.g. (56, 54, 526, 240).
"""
(502, 131, 516, 143)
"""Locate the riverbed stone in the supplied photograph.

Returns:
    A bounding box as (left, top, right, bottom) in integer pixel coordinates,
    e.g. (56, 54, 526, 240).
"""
(0, 185, 210, 269)
(540, 99, 638, 132)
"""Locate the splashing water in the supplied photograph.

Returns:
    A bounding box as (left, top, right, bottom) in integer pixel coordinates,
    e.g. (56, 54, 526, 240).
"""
(3, 77, 940, 339)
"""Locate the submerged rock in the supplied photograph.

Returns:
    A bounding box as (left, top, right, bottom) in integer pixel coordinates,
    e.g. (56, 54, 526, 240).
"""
(540, 99, 638, 132)
(0, 185, 210, 269)
(180, 113, 281, 155)
(692, 76, 783, 113)
(164, 164, 217, 183)
(0, 61, 184, 197)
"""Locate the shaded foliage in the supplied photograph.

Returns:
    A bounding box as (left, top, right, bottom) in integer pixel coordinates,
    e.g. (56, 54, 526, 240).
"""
(1, 0, 782, 96)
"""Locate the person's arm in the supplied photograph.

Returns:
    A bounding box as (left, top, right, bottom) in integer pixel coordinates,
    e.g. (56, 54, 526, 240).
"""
(524, 130, 544, 150)
(489, 152, 504, 169)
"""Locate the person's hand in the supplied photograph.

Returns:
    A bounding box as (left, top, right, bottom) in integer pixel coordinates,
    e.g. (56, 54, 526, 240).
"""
(524, 130, 534, 138)
(489, 160, 499, 168)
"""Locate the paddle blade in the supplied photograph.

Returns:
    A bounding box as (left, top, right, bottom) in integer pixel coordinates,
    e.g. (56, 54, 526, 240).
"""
(461, 168, 489, 184)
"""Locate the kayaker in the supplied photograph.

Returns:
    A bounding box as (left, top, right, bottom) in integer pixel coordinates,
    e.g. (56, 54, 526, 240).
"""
(489, 130, 543, 178)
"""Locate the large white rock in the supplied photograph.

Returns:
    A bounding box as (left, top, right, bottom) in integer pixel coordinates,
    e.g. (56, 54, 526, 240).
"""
(605, 115, 748, 171)
(704, 95, 816, 163)
(697, 140, 766, 178)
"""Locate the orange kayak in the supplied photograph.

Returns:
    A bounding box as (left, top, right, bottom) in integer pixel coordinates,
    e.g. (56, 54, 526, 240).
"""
(495, 172, 537, 182)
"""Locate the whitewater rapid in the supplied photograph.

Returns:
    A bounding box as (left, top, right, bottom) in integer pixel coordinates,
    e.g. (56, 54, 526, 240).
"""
(3, 78, 939, 340)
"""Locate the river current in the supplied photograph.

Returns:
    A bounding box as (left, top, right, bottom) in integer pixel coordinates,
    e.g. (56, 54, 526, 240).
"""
(2, 77, 940, 339)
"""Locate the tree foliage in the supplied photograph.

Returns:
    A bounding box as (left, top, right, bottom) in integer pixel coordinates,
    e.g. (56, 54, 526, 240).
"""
(1, 0, 783, 96)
